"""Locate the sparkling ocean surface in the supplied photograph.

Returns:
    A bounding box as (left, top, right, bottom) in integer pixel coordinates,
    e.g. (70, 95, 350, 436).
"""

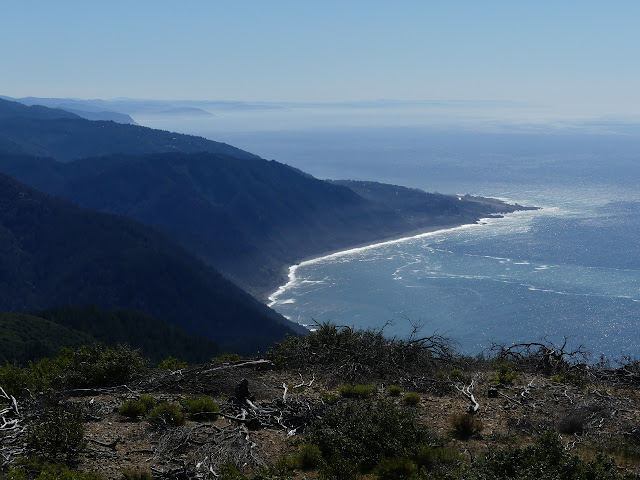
(269, 173, 640, 360)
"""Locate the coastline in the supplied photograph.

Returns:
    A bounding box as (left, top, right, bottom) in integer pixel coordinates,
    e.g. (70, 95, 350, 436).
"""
(266, 220, 475, 308)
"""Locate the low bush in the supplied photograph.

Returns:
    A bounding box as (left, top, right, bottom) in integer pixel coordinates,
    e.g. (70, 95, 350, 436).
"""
(26, 345, 147, 391)
(551, 371, 587, 389)
(318, 454, 359, 480)
(6, 463, 105, 480)
(338, 384, 376, 398)
(432, 371, 454, 394)
(120, 467, 153, 480)
(494, 362, 518, 386)
(0, 362, 35, 397)
(267, 322, 454, 382)
(415, 443, 463, 470)
(212, 353, 243, 363)
(321, 392, 338, 404)
(450, 413, 484, 440)
(557, 410, 587, 435)
(158, 356, 187, 370)
(387, 385, 403, 396)
(311, 399, 432, 473)
(295, 443, 323, 470)
(374, 457, 418, 480)
(402, 392, 421, 406)
(147, 402, 185, 427)
(27, 406, 85, 460)
(184, 396, 220, 420)
(477, 431, 628, 479)
(118, 394, 155, 419)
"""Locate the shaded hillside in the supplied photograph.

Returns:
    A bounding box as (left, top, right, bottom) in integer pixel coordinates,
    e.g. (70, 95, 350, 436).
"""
(331, 180, 536, 221)
(0, 97, 257, 161)
(32, 305, 223, 364)
(0, 313, 98, 365)
(0, 174, 303, 353)
(0, 152, 527, 297)
(1, 305, 225, 365)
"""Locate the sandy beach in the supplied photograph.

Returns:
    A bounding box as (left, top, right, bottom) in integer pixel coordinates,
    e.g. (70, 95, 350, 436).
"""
(266, 221, 477, 307)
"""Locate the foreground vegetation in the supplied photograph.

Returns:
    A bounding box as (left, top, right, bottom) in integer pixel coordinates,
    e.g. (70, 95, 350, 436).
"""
(2, 324, 640, 479)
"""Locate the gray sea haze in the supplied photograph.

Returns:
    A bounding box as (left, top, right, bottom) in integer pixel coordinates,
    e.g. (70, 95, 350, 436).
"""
(131, 101, 640, 360)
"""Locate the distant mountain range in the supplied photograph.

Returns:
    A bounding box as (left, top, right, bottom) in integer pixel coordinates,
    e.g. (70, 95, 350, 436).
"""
(0, 97, 255, 161)
(0, 96, 529, 360)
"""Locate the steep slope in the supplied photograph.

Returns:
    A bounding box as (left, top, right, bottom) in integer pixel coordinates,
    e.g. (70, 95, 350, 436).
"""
(0, 313, 99, 365)
(0, 152, 525, 297)
(0, 97, 257, 161)
(0, 308, 223, 365)
(31, 305, 223, 363)
(0, 173, 302, 353)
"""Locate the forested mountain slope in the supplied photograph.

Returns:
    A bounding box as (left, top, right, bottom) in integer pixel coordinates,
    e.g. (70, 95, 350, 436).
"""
(0, 174, 303, 353)
(0, 152, 525, 297)
(0, 97, 256, 161)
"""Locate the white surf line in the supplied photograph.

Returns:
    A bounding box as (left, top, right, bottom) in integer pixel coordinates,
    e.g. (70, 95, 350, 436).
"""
(267, 212, 527, 308)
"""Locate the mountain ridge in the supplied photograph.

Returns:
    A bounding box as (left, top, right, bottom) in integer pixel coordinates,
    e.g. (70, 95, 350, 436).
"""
(0, 97, 257, 161)
(0, 173, 304, 353)
(0, 151, 528, 298)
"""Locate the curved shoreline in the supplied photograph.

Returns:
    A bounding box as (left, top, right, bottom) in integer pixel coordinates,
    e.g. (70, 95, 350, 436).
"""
(267, 220, 486, 308)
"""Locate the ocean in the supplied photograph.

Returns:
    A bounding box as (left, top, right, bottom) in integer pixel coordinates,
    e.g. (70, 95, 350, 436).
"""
(134, 104, 640, 361)
(265, 135, 640, 361)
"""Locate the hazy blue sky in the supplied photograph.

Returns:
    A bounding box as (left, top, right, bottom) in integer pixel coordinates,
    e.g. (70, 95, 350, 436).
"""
(3, 1, 638, 117)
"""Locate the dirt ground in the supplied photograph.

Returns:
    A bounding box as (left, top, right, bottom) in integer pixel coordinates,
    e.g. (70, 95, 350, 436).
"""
(52, 363, 640, 479)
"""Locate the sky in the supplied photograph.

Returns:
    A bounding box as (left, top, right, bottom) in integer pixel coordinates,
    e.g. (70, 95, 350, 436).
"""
(3, 1, 639, 117)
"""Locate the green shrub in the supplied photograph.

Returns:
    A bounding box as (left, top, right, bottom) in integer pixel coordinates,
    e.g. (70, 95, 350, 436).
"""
(295, 443, 323, 470)
(374, 457, 418, 480)
(551, 371, 587, 389)
(450, 413, 484, 440)
(27, 345, 147, 391)
(27, 406, 85, 460)
(158, 356, 188, 370)
(118, 394, 156, 419)
(217, 463, 246, 480)
(25, 464, 104, 480)
(321, 392, 338, 404)
(14, 463, 105, 480)
(338, 384, 376, 398)
(477, 432, 627, 479)
(494, 362, 518, 386)
(184, 396, 220, 420)
(253, 459, 294, 479)
(318, 453, 359, 480)
(312, 399, 432, 473)
(0, 362, 35, 397)
(147, 402, 185, 427)
(415, 443, 463, 470)
(4, 467, 26, 480)
(449, 369, 466, 382)
(120, 467, 153, 480)
(387, 385, 403, 396)
(432, 371, 454, 394)
(212, 353, 243, 363)
(402, 392, 421, 406)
